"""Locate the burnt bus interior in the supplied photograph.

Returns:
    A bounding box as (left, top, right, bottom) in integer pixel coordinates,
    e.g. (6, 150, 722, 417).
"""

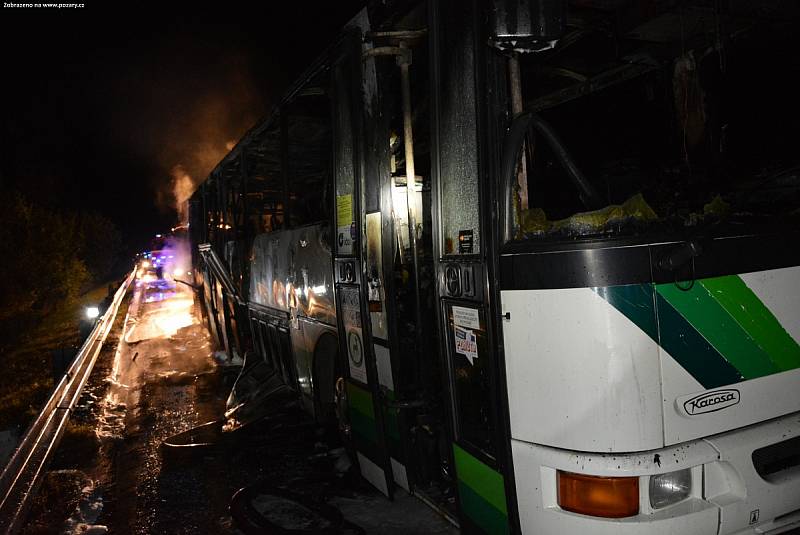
(188, 0, 459, 516)
(502, 0, 800, 243)
(191, 64, 335, 400)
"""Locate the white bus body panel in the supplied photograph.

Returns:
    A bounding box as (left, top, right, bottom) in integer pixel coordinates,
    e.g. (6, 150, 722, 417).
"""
(501, 287, 664, 452)
(704, 414, 800, 534)
(659, 267, 800, 445)
(661, 351, 800, 444)
(502, 267, 800, 452)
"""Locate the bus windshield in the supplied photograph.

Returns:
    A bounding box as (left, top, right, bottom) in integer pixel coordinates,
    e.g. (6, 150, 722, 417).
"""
(511, 11, 800, 242)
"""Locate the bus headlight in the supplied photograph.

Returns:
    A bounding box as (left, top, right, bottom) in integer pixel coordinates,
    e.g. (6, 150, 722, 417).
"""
(649, 468, 691, 509)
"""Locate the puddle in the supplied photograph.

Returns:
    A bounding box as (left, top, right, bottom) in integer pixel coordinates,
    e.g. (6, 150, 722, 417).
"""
(94, 399, 127, 440)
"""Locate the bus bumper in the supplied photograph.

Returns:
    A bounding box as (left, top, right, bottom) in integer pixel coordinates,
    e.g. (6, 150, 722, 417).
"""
(511, 412, 800, 535)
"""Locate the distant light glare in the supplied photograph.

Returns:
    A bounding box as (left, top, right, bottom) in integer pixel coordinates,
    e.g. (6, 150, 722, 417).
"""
(155, 234, 162, 238)
(85, 306, 100, 319)
(141, 260, 150, 268)
(173, 269, 183, 277)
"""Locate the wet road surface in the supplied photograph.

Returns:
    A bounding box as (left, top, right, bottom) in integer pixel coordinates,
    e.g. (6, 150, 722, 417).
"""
(104, 278, 223, 532)
(27, 277, 457, 534)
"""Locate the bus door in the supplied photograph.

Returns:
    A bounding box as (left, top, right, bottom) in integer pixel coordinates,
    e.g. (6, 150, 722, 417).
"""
(361, 2, 461, 514)
(331, 30, 395, 498)
(432, 1, 514, 533)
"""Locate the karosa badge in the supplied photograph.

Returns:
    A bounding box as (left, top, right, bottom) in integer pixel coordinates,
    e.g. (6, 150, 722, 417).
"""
(683, 389, 740, 415)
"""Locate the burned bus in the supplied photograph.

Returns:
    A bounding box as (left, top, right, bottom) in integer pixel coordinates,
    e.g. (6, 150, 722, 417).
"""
(189, 1, 800, 533)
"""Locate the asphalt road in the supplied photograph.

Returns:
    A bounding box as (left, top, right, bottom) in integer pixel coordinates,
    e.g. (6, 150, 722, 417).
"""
(24, 277, 457, 534)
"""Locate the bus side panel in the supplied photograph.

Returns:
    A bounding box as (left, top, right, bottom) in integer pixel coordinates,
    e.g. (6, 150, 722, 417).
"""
(247, 224, 337, 416)
(249, 231, 293, 312)
(501, 286, 664, 453)
(293, 223, 336, 326)
(655, 266, 800, 445)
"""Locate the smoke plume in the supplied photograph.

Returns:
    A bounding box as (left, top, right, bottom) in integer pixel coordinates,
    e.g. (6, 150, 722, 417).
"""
(154, 53, 264, 224)
(171, 165, 194, 224)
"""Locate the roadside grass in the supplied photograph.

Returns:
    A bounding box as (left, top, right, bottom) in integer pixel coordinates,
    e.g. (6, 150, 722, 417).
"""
(53, 421, 100, 468)
(20, 468, 90, 535)
(0, 284, 115, 431)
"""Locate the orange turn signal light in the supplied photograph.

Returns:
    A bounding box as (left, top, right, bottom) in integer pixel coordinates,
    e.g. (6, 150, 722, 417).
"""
(557, 470, 639, 518)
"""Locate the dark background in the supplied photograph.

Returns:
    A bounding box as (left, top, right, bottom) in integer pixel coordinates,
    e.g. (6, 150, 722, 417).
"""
(0, 2, 365, 254)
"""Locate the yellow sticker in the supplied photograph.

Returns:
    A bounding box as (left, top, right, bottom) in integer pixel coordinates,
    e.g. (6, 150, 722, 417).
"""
(336, 194, 353, 225)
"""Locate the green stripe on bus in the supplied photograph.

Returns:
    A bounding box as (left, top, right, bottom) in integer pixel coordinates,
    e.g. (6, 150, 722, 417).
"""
(655, 292, 743, 388)
(384, 408, 400, 441)
(346, 381, 375, 419)
(656, 281, 779, 379)
(457, 481, 509, 535)
(381, 390, 403, 459)
(700, 276, 800, 372)
(349, 406, 378, 444)
(593, 284, 658, 340)
(595, 284, 742, 388)
(453, 444, 507, 515)
(381, 389, 401, 442)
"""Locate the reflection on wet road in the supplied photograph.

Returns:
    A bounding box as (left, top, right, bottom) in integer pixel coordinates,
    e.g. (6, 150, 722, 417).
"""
(50, 275, 456, 534)
(100, 277, 222, 532)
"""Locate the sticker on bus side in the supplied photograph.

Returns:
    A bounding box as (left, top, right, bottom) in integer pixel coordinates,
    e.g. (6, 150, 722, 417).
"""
(337, 194, 354, 255)
(455, 325, 478, 365)
(453, 306, 480, 330)
(458, 229, 474, 254)
(340, 286, 367, 384)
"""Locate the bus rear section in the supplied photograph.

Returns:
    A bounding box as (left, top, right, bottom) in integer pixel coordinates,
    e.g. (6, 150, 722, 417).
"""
(496, 0, 800, 531)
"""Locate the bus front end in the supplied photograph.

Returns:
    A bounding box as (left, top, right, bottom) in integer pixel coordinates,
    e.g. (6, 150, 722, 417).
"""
(495, 2, 800, 531)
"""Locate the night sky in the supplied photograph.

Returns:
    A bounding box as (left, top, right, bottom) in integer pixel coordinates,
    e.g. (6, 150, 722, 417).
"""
(1, 2, 364, 255)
